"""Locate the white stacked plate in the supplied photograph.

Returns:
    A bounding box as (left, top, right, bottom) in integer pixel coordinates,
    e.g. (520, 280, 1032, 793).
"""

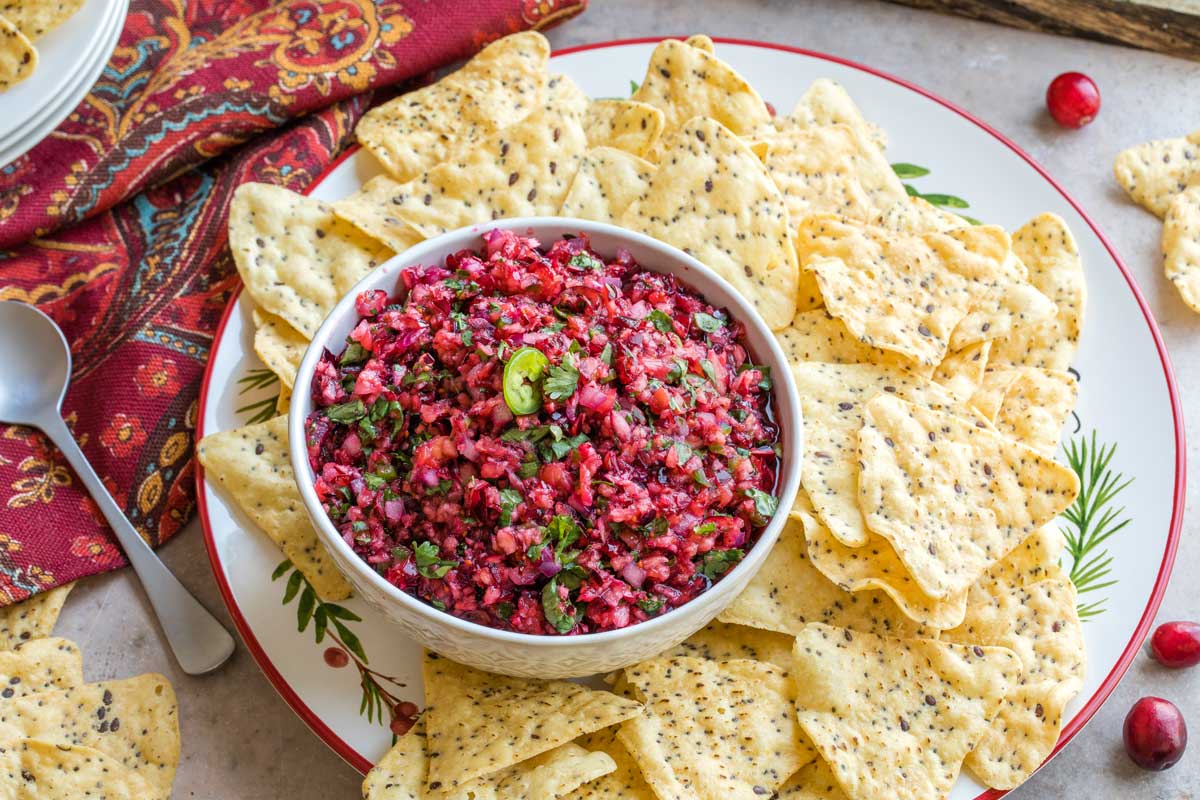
(0, 0, 128, 167)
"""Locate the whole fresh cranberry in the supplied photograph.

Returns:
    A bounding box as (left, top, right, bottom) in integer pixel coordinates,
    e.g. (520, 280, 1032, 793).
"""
(1150, 621, 1200, 669)
(1123, 697, 1187, 770)
(1046, 72, 1101, 128)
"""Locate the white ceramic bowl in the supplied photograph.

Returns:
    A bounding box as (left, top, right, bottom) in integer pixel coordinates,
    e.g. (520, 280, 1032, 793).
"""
(289, 217, 803, 678)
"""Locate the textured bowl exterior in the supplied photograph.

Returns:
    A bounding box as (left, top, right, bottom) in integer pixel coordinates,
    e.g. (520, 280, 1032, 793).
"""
(289, 217, 804, 678)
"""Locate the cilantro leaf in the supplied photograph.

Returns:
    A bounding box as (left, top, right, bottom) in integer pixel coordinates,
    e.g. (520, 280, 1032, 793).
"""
(541, 577, 583, 633)
(339, 341, 369, 365)
(637, 597, 664, 615)
(325, 399, 366, 424)
(699, 548, 744, 580)
(545, 357, 580, 401)
(672, 440, 694, 465)
(701, 359, 719, 386)
(548, 433, 589, 460)
(545, 515, 581, 562)
(498, 488, 523, 526)
(743, 488, 778, 522)
(413, 541, 455, 579)
(647, 309, 674, 334)
(568, 252, 604, 271)
(693, 312, 724, 333)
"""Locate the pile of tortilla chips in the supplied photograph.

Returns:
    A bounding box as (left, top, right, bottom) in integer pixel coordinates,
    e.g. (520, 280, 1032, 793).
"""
(1114, 130, 1200, 314)
(203, 32, 1090, 799)
(0, 583, 182, 798)
(0, 0, 84, 90)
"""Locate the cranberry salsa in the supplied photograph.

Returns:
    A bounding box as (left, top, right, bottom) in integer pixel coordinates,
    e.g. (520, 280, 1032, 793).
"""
(305, 230, 781, 635)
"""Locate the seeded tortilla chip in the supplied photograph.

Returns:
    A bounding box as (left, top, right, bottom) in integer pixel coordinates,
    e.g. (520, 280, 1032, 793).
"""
(559, 147, 655, 224)
(0, 638, 82, 697)
(631, 39, 771, 161)
(252, 308, 308, 389)
(933, 340, 991, 402)
(789, 79, 887, 152)
(796, 215, 1009, 365)
(421, 651, 641, 791)
(330, 177, 428, 254)
(584, 99, 664, 159)
(791, 623, 1021, 800)
(793, 362, 982, 548)
(364, 718, 617, 800)
(857, 393, 1080, 598)
(618, 657, 814, 800)
(944, 575, 1084, 789)
(2, 0, 83, 40)
(875, 196, 963, 234)
(765, 122, 906, 223)
(984, 525, 1067, 590)
(229, 183, 392, 339)
(719, 516, 927, 638)
(196, 415, 352, 601)
(775, 310, 921, 371)
(1113, 130, 1200, 217)
(797, 491, 968, 630)
(0, 737, 154, 799)
(948, 251, 1057, 352)
(563, 727, 656, 800)
(989, 367, 1077, 454)
(1162, 183, 1200, 314)
(987, 213, 1085, 371)
(344, 86, 588, 242)
(0, 15, 34, 91)
(355, 31, 550, 182)
(0, 583, 73, 650)
(0, 674, 179, 800)
(661, 620, 795, 670)
(684, 33, 714, 52)
(620, 117, 799, 330)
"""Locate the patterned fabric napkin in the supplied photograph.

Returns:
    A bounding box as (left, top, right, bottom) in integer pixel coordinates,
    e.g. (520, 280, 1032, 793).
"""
(0, 0, 587, 606)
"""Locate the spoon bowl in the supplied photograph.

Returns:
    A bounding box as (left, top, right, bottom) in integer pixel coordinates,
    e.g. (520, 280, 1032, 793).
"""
(0, 301, 70, 423)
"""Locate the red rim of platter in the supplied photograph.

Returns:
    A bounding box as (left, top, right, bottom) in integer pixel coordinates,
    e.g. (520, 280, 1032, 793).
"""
(193, 36, 1187, 795)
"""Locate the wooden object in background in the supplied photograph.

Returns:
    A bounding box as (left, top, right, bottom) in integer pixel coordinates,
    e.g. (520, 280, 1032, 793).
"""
(885, 1, 1200, 61)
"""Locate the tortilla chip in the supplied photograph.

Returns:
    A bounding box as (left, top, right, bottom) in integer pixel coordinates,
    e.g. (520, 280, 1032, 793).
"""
(1163, 183, 1200, 314)
(1113, 130, 1200, 217)
(1, 0, 83, 39)
(341, 83, 588, 242)
(796, 215, 1009, 365)
(684, 34, 714, 53)
(0, 675, 179, 800)
(618, 657, 813, 800)
(276, 383, 292, 415)
(991, 367, 1077, 454)
(584, 99, 664, 158)
(364, 718, 616, 800)
(798, 491, 969, 631)
(0, 583, 73, 650)
(329, 177, 429, 253)
(857, 393, 1080, 598)
(948, 251, 1057, 352)
(559, 147, 655, 224)
(252, 309, 308, 389)
(196, 415, 352, 601)
(983, 525, 1067, 590)
(875, 196, 963, 234)
(229, 183, 392, 339)
(355, 31, 550, 182)
(0, 638, 82, 698)
(563, 727, 656, 800)
(789, 79, 887, 152)
(620, 117, 799, 330)
(661, 620, 795, 670)
(0, 15, 34, 91)
(988, 214, 1085, 371)
(776, 758, 852, 799)
(933, 340, 991, 402)
(421, 652, 641, 791)
(791, 624, 1021, 800)
(775, 310, 920, 371)
(944, 575, 1084, 789)
(631, 39, 771, 160)
(718, 517, 927, 638)
(765, 122, 906, 223)
(0, 737, 154, 799)
(793, 362, 981, 548)
(967, 367, 1018, 422)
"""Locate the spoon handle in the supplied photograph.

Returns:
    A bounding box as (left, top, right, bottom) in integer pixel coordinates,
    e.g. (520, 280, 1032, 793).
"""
(39, 414, 235, 675)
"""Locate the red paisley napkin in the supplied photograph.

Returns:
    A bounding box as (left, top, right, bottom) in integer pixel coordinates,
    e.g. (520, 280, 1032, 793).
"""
(0, 0, 587, 606)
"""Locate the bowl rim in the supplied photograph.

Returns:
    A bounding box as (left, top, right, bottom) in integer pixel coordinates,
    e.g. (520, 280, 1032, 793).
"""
(288, 215, 804, 647)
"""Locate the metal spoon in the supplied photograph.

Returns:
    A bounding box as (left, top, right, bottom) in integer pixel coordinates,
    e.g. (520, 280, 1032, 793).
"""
(0, 301, 235, 675)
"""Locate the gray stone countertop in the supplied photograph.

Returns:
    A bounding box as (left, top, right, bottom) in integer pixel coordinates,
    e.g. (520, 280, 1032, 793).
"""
(58, 1, 1200, 797)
